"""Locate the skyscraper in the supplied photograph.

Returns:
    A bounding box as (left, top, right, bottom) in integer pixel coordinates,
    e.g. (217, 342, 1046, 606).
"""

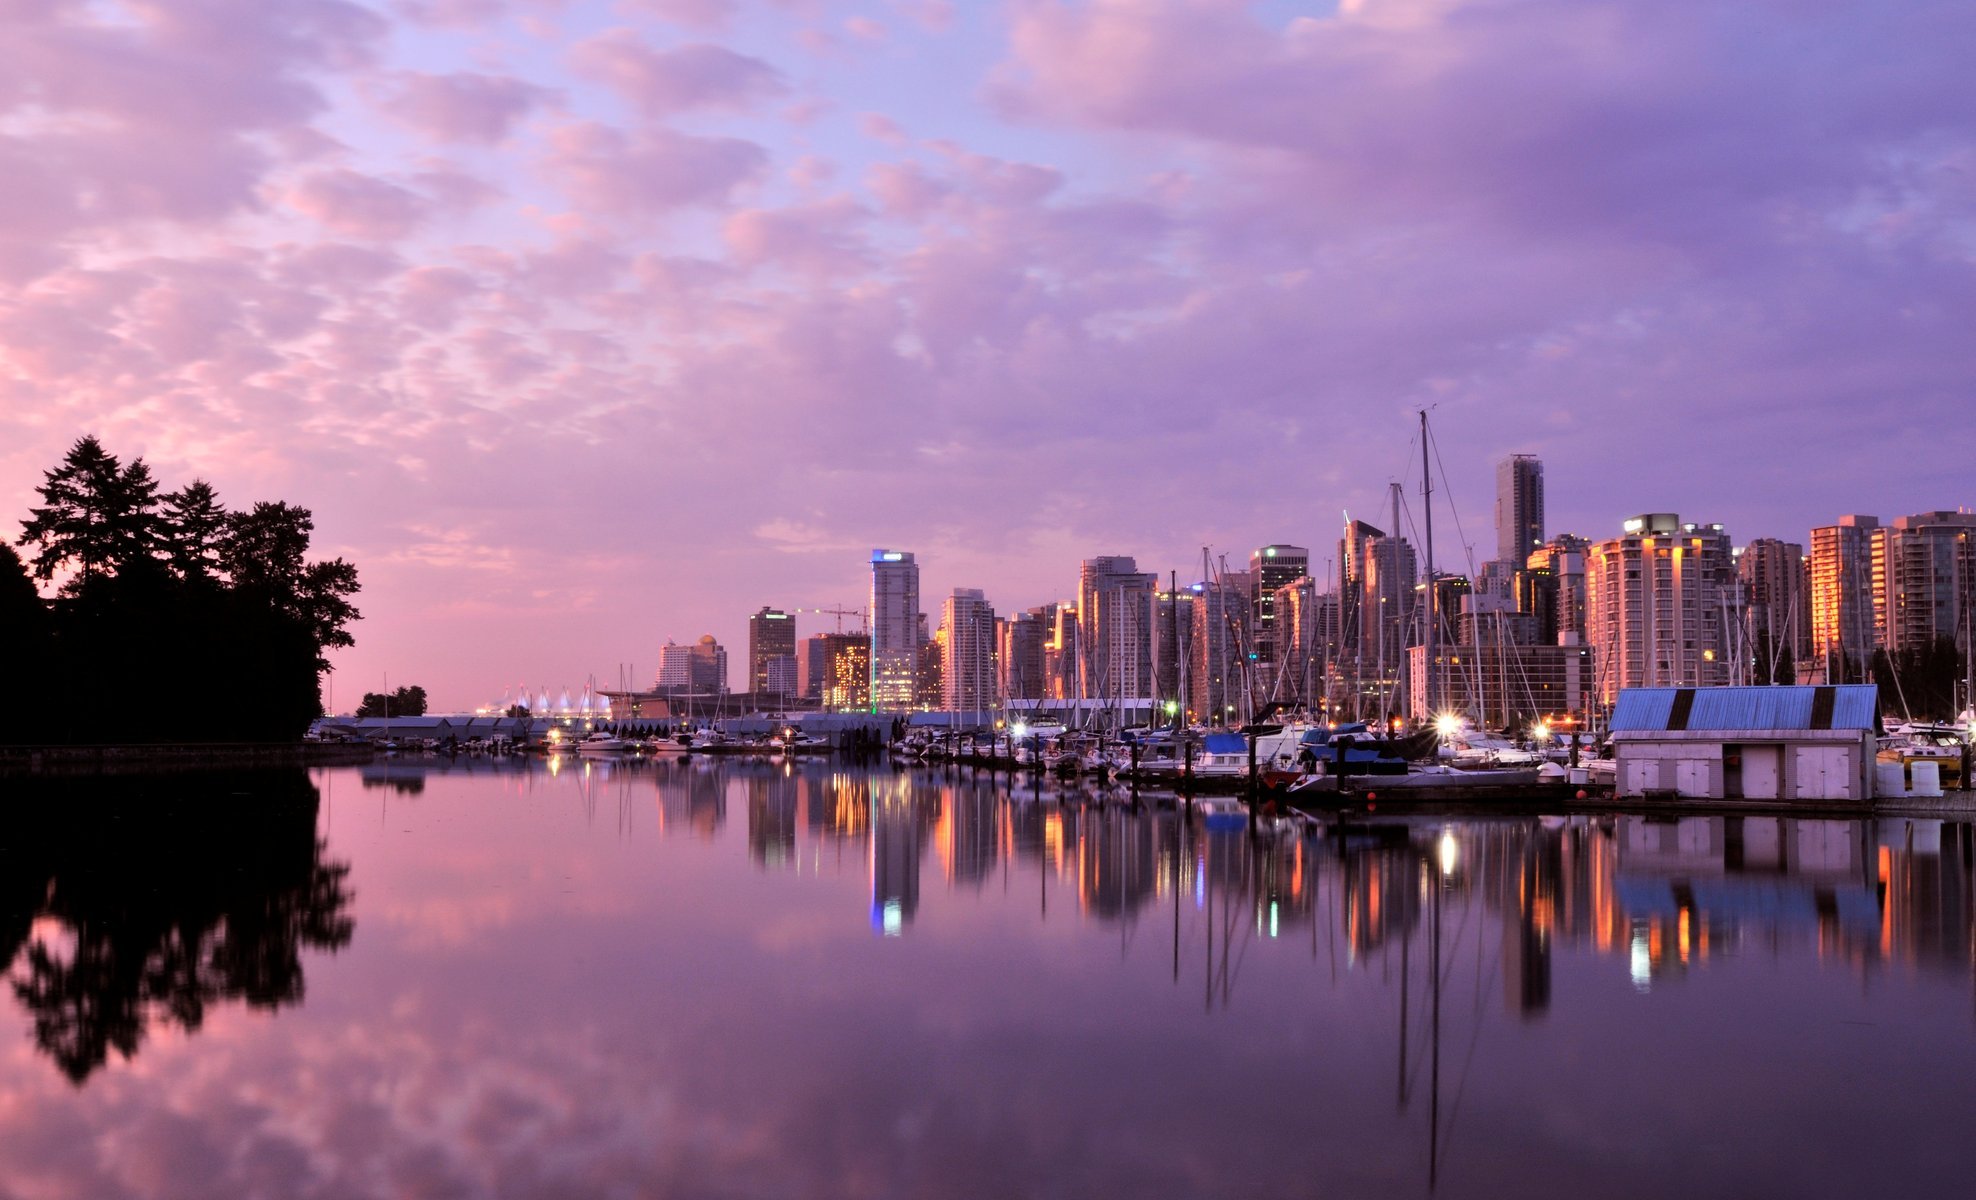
(869, 549, 920, 710)
(1809, 516, 1878, 680)
(1871, 511, 1976, 657)
(1077, 556, 1158, 700)
(747, 607, 796, 695)
(939, 588, 998, 711)
(1000, 610, 1048, 701)
(1249, 544, 1309, 667)
(1497, 454, 1545, 565)
(657, 635, 728, 693)
(1586, 514, 1734, 706)
(1190, 577, 1243, 725)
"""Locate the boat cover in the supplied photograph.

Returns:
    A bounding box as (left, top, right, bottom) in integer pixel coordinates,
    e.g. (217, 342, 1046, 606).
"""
(1203, 732, 1248, 754)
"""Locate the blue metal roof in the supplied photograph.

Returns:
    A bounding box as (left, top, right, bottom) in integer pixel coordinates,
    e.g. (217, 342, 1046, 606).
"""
(1610, 686, 1879, 732)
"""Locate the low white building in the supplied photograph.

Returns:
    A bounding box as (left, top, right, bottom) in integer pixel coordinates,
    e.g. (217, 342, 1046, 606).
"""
(1610, 685, 1880, 803)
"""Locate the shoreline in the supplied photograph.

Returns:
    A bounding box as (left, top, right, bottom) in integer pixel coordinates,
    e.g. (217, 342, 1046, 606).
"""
(0, 743, 376, 777)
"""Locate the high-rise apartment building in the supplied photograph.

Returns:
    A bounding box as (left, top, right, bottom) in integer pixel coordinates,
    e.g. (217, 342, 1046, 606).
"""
(869, 549, 920, 710)
(1190, 578, 1244, 724)
(1737, 538, 1810, 680)
(939, 588, 998, 711)
(747, 607, 796, 694)
(1000, 610, 1048, 701)
(1586, 514, 1735, 707)
(1520, 534, 1590, 645)
(1272, 577, 1341, 708)
(1249, 544, 1309, 666)
(1496, 454, 1545, 565)
(1872, 511, 1976, 656)
(1078, 556, 1158, 700)
(1809, 516, 1879, 678)
(762, 656, 798, 697)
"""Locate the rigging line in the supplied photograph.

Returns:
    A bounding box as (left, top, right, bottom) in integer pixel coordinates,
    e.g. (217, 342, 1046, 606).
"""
(1436, 932, 1505, 1176)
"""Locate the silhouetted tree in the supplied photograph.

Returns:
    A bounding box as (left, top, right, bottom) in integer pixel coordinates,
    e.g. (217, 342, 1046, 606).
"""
(357, 686, 428, 718)
(160, 479, 229, 581)
(17, 436, 164, 592)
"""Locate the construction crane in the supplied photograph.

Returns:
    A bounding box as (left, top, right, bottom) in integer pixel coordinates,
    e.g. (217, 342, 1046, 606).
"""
(794, 605, 868, 634)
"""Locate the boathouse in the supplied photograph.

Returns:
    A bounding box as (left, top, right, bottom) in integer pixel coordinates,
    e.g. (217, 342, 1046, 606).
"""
(1609, 685, 1881, 803)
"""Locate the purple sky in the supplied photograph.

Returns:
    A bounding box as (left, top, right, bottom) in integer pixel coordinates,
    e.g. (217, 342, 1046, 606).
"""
(2, 0, 1972, 709)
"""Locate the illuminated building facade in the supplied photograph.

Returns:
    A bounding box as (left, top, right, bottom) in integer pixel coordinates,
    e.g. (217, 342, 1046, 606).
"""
(1249, 544, 1309, 667)
(869, 549, 920, 710)
(1871, 511, 1976, 656)
(999, 609, 1048, 701)
(1809, 515, 1879, 680)
(816, 632, 870, 711)
(657, 635, 729, 693)
(1406, 640, 1590, 725)
(1737, 538, 1810, 681)
(1586, 514, 1735, 707)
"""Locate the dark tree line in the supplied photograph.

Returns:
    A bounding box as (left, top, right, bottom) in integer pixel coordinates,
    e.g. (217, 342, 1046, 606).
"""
(1872, 636, 1969, 720)
(357, 685, 427, 718)
(2, 436, 360, 744)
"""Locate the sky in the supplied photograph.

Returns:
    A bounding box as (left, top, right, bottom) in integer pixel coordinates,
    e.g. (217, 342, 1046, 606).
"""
(1, 0, 1972, 710)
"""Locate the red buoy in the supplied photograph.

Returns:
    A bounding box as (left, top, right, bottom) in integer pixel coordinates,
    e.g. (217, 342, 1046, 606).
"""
(1366, 792, 1376, 802)
(1575, 789, 1587, 800)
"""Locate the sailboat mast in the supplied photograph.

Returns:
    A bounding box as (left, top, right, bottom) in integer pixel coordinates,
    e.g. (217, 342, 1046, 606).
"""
(1420, 411, 1438, 721)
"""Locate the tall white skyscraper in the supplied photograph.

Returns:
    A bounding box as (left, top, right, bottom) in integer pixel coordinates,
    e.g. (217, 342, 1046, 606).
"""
(939, 588, 997, 712)
(869, 549, 920, 710)
(1078, 556, 1158, 700)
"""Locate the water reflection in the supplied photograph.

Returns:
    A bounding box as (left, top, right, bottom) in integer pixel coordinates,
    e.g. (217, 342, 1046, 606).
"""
(0, 769, 354, 1083)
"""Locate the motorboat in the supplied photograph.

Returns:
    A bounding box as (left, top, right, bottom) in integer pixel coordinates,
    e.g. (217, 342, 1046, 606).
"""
(575, 732, 632, 754)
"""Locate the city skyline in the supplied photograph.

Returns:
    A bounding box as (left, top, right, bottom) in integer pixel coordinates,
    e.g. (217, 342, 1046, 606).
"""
(2, 1, 1972, 708)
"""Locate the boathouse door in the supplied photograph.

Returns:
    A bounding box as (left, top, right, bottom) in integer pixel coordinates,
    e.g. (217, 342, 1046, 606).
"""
(1740, 746, 1783, 800)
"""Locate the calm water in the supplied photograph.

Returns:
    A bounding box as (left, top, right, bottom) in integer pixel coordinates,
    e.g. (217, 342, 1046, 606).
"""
(3, 758, 1974, 1199)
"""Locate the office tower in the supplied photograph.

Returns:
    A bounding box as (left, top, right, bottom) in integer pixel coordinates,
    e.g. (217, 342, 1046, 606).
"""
(1078, 556, 1159, 700)
(1000, 610, 1048, 701)
(939, 588, 998, 711)
(747, 607, 796, 695)
(869, 549, 920, 710)
(1497, 454, 1545, 564)
(1872, 511, 1976, 656)
(816, 632, 870, 711)
(1738, 538, 1810, 683)
(1249, 544, 1309, 666)
(1809, 516, 1879, 680)
(800, 634, 832, 700)
(1586, 514, 1735, 706)
(762, 655, 798, 697)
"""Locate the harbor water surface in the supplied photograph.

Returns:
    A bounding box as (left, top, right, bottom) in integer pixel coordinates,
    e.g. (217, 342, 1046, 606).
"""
(3, 758, 1973, 1199)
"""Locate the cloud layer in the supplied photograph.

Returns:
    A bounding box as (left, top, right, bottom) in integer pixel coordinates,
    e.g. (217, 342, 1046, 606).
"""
(1, 0, 1971, 704)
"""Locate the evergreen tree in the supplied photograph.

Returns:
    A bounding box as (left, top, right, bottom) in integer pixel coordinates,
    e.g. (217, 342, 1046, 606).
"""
(17, 436, 163, 593)
(160, 480, 229, 581)
(0, 544, 51, 743)
(223, 502, 361, 670)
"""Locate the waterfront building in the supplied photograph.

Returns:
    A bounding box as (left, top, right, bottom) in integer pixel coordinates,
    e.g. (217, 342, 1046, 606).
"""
(870, 549, 920, 709)
(1738, 538, 1810, 682)
(1078, 556, 1158, 701)
(1000, 610, 1048, 701)
(800, 634, 831, 700)
(747, 607, 797, 695)
(1045, 603, 1078, 699)
(1809, 516, 1879, 681)
(1406, 639, 1590, 726)
(1360, 531, 1418, 694)
(657, 635, 729, 693)
(1609, 685, 1878, 802)
(1497, 453, 1545, 565)
(939, 588, 998, 712)
(1586, 514, 1735, 708)
(1871, 511, 1976, 657)
(1249, 544, 1309, 667)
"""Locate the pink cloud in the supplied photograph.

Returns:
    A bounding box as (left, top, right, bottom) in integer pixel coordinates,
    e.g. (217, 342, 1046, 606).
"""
(380, 71, 552, 144)
(617, 0, 737, 32)
(288, 169, 431, 240)
(543, 121, 767, 213)
(724, 197, 872, 277)
(568, 30, 785, 116)
(859, 112, 910, 145)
